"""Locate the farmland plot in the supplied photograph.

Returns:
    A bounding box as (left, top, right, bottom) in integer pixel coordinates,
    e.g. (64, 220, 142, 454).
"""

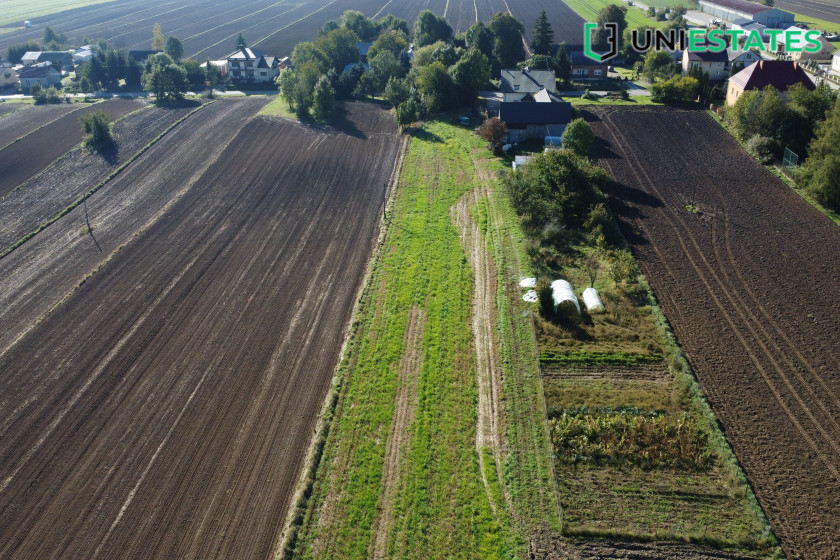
(0, 101, 400, 559)
(0, 0, 585, 61)
(588, 106, 840, 560)
(0, 98, 142, 197)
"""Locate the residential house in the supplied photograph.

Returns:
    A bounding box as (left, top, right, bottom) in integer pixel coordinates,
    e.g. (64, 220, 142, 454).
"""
(682, 48, 729, 80)
(499, 68, 556, 102)
(20, 51, 74, 73)
(19, 62, 62, 89)
(1, 60, 18, 88)
(786, 31, 836, 62)
(570, 50, 610, 80)
(227, 48, 280, 84)
(498, 101, 572, 143)
(726, 46, 761, 73)
(698, 0, 793, 27)
(726, 59, 814, 105)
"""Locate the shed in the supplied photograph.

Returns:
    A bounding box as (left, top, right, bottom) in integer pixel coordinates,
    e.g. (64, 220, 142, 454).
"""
(551, 280, 580, 315)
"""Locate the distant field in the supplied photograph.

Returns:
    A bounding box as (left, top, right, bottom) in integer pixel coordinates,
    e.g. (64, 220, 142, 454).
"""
(1, 0, 586, 61)
(639, 0, 698, 9)
(0, 0, 115, 27)
(776, 0, 840, 25)
(562, 0, 665, 29)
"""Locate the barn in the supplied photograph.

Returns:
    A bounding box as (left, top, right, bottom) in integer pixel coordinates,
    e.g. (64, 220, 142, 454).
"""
(698, 0, 793, 27)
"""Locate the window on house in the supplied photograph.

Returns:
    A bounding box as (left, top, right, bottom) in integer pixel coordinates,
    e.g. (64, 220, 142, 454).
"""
(573, 69, 584, 75)
(246, 61, 253, 68)
(260, 71, 266, 76)
(594, 69, 602, 75)
(514, 85, 519, 90)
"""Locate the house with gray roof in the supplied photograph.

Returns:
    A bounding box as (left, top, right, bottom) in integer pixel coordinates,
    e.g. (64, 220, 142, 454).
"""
(19, 62, 61, 89)
(20, 51, 74, 72)
(499, 101, 572, 143)
(500, 68, 556, 101)
(227, 48, 279, 84)
(682, 47, 730, 80)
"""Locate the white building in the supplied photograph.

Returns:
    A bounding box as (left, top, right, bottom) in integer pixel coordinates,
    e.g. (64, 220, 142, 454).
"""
(832, 50, 840, 75)
(19, 62, 61, 89)
(699, 0, 793, 27)
(227, 48, 280, 84)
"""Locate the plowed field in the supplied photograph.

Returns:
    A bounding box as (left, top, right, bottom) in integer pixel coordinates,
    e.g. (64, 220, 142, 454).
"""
(0, 102, 400, 559)
(0, 98, 143, 197)
(0, 0, 584, 61)
(587, 106, 840, 560)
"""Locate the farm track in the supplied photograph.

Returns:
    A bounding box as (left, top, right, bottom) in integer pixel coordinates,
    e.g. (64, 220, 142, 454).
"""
(0, 98, 142, 198)
(0, 0, 585, 60)
(588, 106, 840, 560)
(0, 101, 400, 559)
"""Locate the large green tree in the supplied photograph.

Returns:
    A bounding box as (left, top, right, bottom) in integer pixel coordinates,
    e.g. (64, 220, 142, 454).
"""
(317, 27, 359, 73)
(152, 23, 165, 50)
(369, 50, 402, 91)
(414, 10, 453, 47)
(340, 10, 379, 41)
(416, 61, 452, 114)
(531, 10, 554, 55)
(642, 49, 677, 81)
(165, 36, 184, 62)
(276, 68, 297, 107)
(312, 75, 336, 121)
(7, 40, 41, 64)
(594, 4, 628, 51)
(555, 43, 572, 83)
(142, 53, 188, 100)
(561, 118, 595, 156)
(799, 96, 840, 208)
(291, 41, 330, 74)
(449, 48, 491, 104)
(367, 29, 409, 62)
(79, 110, 112, 148)
(489, 12, 525, 68)
(466, 22, 494, 58)
(379, 14, 410, 35)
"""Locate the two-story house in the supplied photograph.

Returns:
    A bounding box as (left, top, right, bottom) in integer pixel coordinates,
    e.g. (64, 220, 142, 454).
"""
(227, 48, 279, 84)
(682, 48, 729, 80)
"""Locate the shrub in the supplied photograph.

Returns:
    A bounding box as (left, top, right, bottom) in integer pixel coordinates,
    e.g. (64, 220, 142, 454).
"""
(536, 278, 555, 318)
(79, 110, 113, 148)
(746, 135, 778, 164)
(561, 118, 594, 156)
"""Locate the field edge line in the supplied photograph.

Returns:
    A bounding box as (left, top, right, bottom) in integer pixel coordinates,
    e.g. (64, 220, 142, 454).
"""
(271, 131, 410, 560)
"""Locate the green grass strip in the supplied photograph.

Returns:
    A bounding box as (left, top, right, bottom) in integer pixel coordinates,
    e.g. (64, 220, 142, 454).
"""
(0, 101, 211, 260)
(540, 350, 664, 366)
(562, 0, 665, 29)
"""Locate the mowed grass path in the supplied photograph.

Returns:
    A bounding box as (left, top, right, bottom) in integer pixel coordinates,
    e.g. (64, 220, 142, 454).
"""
(0, 0, 115, 26)
(292, 120, 560, 559)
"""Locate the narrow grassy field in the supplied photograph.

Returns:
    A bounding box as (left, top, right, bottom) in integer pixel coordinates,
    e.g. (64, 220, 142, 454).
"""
(640, 0, 698, 9)
(562, 0, 665, 29)
(290, 118, 560, 559)
(257, 95, 296, 120)
(793, 13, 840, 34)
(0, 0, 115, 26)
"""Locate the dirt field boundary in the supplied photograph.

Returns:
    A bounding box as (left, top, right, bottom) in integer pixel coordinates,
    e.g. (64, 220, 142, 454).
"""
(272, 132, 409, 560)
(0, 101, 210, 260)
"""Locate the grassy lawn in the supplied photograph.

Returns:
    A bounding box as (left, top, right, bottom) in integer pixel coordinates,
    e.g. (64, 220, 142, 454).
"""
(563, 0, 666, 29)
(0, 0, 115, 27)
(792, 13, 840, 35)
(640, 0, 699, 8)
(290, 117, 562, 560)
(257, 94, 297, 120)
(568, 95, 660, 106)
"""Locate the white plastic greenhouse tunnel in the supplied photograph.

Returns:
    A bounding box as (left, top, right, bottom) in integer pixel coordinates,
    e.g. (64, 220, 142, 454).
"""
(551, 279, 580, 315)
(582, 287, 605, 313)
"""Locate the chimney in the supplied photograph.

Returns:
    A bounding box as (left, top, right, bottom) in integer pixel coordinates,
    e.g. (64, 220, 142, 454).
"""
(793, 61, 798, 70)
(759, 60, 764, 70)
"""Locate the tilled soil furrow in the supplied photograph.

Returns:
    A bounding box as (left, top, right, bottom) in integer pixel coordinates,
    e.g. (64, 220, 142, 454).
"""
(0, 102, 399, 559)
(589, 107, 840, 559)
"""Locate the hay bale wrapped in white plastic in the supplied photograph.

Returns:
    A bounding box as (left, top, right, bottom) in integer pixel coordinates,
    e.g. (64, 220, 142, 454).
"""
(551, 279, 580, 315)
(582, 287, 605, 313)
(519, 277, 536, 288)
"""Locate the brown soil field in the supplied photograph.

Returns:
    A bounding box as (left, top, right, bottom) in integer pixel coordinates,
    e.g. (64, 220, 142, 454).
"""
(774, 0, 840, 25)
(0, 100, 200, 252)
(0, 98, 268, 357)
(0, 98, 143, 198)
(0, 0, 584, 61)
(0, 103, 80, 149)
(0, 101, 400, 559)
(587, 106, 840, 560)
